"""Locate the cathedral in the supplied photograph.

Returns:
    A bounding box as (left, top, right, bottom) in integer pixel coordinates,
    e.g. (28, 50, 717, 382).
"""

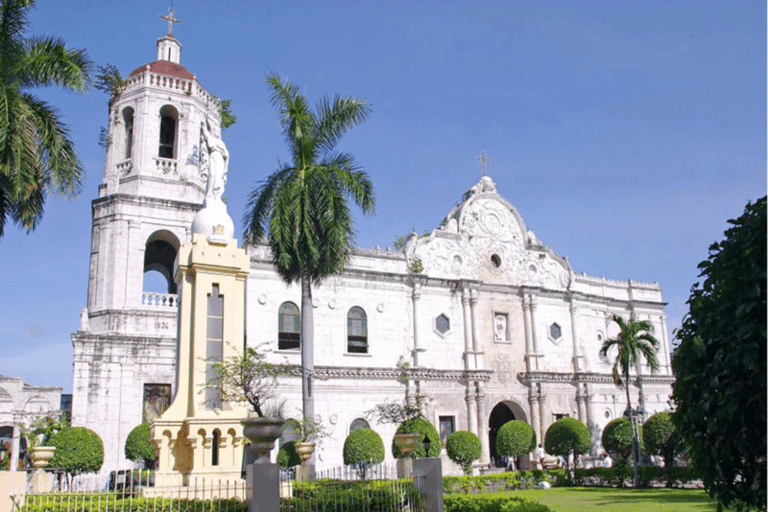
(71, 18, 674, 473)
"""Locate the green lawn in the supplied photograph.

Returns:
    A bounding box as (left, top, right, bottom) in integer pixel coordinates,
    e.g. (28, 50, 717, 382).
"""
(496, 487, 718, 512)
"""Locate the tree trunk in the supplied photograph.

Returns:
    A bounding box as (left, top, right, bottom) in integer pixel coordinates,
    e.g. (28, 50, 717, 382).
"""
(625, 378, 640, 488)
(300, 273, 315, 436)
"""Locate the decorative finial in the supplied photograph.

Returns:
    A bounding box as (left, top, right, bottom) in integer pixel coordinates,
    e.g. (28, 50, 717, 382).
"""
(476, 151, 491, 177)
(160, 2, 182, 36)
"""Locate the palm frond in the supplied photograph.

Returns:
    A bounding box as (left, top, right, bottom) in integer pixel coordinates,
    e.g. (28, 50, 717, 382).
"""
(24, 93, 82, 195)
(22, 36, 92, 92)
(0, 0, 29, 82)
(315, 95, 371, 155)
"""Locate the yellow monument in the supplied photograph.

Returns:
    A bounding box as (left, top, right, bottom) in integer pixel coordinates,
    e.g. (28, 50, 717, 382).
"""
(152, 121, 250, 488)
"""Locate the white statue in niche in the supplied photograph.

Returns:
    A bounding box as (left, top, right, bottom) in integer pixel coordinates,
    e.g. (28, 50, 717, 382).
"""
(200, 118, 229, 207)
(494, 313, 507, 342)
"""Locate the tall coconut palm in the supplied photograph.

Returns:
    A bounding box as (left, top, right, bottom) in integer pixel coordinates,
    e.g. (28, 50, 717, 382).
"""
(599, 314, 660, 487)
(0, 0, 92, 238)
(244, 72, 374, 425)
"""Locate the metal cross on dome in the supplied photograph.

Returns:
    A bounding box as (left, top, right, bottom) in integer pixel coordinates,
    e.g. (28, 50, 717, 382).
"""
(160, 3, 182, 36)
(476, 151, 491, 176)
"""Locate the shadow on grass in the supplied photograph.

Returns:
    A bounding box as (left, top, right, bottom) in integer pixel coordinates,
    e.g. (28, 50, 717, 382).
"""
(568, 487, 713, 504)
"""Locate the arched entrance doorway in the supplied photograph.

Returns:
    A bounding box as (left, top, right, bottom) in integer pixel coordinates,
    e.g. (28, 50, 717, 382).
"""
(488, 400, 529, 468)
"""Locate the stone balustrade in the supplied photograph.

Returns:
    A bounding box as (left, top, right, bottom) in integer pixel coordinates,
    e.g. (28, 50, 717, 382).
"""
(142, 292, 178, 308)
(154, 157, 177, 174)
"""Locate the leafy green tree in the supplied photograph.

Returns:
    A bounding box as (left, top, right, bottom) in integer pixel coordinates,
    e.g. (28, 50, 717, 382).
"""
(392, 417, 441, 459)
(446, 431, 481, 475)
(672, 196, 766, 512)
(643, 411, 679, 487)
(244, 73, 374, 425)
(599, 314, 660, 488)
(49, 427, 103, 475)
(124, 423, 157, 469)
(277, 441, 301, 468)
(0, 0, 92, 238)
(342, 428, 384, 479)
(601, 417, 641, 464)
(495, 420, 536, 471)
(544, 418, 591, 474)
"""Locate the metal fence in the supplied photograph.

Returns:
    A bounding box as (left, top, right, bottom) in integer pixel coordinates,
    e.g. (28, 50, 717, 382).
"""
(12, 465, 424, 512)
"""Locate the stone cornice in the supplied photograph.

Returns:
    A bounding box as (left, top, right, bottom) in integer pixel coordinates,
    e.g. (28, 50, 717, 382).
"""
(314, 366, 492, 383)
(518, 371, 675, 386)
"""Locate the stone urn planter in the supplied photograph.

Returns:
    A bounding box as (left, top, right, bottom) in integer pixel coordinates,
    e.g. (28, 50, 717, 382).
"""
(241, 417, 285, 462)
(393, 433, 420, 478)
(393, 433, 421, 457)
(30, 446, 56, 469)
(294, 442, 315, 464)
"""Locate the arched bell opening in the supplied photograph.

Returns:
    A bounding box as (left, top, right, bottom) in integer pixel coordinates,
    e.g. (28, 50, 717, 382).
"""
(143, 230, 180, 295)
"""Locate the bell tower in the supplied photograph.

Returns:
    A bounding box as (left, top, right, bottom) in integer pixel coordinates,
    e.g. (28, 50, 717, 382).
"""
(72, 8, 229, 470)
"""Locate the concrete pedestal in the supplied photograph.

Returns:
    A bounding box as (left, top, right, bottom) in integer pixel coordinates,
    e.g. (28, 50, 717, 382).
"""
(246, 462, 279, 512)
(396, 457, 413, 479)
(295, 464, 315, 482)
(413, 458, 443, 512)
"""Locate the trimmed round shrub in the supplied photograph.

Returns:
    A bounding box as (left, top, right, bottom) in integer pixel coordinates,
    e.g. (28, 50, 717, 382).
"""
(544, 418, 591, 461)
(496, 420, 536, 464)
(50, 427, 104, 475)
(277, 441, 301, 468)
(602, 417, 642, 463)
(343, 428, 385, 466)
(124, 423, 157, 469)
(643, 411, 679, 472)
(392, 417, 441, 458)
(446, 431, 481, 475)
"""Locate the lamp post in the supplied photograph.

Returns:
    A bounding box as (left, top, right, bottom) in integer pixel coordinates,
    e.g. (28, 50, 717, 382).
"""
(422, 434, 431, 457)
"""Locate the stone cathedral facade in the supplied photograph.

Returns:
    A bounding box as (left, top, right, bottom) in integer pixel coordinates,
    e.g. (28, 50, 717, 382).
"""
(72, 25, 674, 472)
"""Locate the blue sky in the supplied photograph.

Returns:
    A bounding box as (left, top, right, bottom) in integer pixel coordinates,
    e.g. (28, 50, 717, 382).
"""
(0, 1, 764, 393)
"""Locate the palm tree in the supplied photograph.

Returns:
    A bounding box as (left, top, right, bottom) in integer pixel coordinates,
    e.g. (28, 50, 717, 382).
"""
(599, 314, 660, 487)
(0, 0, 92, 238)
(244, 72, 375, 425)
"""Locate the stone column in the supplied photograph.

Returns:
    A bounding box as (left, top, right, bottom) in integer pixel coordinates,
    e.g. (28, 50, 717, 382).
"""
(569, 299, 582, 373)
(576, 383, 587, 424)
(476, 382, 490, 464)
(461, 287, 473, 370)
(465, 384, 478, 436)
(538, 385, 547, 443)
(412, 282, 422, 367)
(530, 298, 540, 371)
(470, 290, 479, 353)
(9, 422, 20, 471)
(528, 386, 541, 447)
(660, 314, 671, 375)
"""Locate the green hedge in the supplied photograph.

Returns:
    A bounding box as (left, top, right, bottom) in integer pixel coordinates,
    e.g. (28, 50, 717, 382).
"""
(445, 494, 553, 512)
(573, 465, 700, 488)
(442, 469, 569, 494)
(291, 479, 422, 511)
(20, 497, 246, 512)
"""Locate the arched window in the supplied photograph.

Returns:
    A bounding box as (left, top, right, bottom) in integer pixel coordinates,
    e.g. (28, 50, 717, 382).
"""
(347, 307, 367, 353)
(122, 107, 134, 159)
(278, 302, 300, 350)
(158, 105, 178, 158)
(212, 429, 220, 466)
(349, 418, 369, 434)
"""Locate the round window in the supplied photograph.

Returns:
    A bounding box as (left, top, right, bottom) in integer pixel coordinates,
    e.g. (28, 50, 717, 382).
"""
(491, 254, 502, 267)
